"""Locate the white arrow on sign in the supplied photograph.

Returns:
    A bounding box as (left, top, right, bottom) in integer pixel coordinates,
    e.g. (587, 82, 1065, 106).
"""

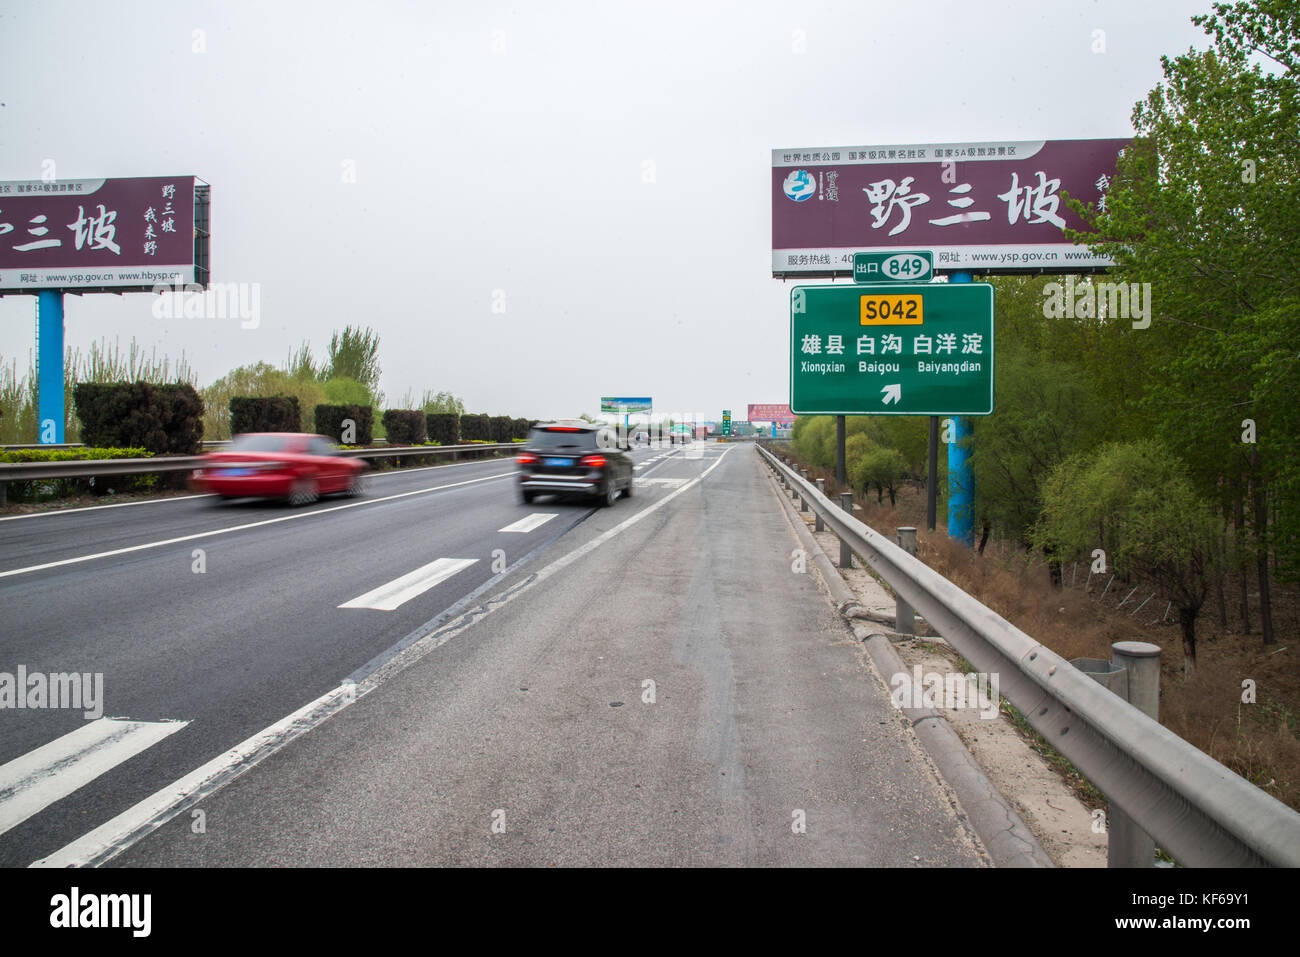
(881, 384, 902, 405)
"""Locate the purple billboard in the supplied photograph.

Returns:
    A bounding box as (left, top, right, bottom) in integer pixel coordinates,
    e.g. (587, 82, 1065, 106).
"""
(0, 176, 205, 292)
(772, 139, 1128, 276)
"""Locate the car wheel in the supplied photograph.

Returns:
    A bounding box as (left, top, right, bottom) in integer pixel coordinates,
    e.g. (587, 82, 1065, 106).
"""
(598, 482, 617, 508)
(345, 472, 366, 498)
(288, 478, 319, 507)
(519, 489, 535, 504)
(622, 476, 633, 498)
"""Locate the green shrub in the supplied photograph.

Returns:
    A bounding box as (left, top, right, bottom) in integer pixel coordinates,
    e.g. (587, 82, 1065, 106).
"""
(427, 413, 459, 446)
(73, 382, 204, 454)
(382, 409, 427, 445)
(230, 395, 301, 434)
(315, 404, 373, 445)
(460, 413, 490, 442)
(0, 446, 156, 502)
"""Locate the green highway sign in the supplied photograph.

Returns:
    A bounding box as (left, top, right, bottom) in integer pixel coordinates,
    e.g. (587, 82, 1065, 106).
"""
(790, 282, 995, 416)
(853, 251, 933, 283)
(721, 410, 732, 436)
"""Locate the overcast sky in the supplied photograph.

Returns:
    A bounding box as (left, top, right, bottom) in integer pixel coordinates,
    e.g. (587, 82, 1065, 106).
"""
(0, 0, 1211, 423)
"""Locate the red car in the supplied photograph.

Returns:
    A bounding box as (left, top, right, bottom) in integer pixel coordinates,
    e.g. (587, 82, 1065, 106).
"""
(190, 433, 367, 505)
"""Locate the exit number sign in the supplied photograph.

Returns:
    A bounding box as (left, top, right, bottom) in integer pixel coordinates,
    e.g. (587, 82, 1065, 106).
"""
(790, 282, 995, 416)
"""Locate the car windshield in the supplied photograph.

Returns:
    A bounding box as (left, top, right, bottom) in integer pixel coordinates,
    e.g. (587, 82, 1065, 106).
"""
(528, 428, 598, 450)
(229, 434, 299, 453)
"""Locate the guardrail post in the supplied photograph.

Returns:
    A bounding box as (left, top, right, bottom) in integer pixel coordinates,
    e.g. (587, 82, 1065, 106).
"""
(838, 492, 853, 568)
(799, 470, 809, 511)
(815, 479, 825, 531)
(0, 481, 6, 507)
(1107, 640, 1162, 868)
(895, 527, 917, 635)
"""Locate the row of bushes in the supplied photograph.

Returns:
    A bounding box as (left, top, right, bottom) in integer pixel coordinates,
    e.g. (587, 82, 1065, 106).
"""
(66, 383, 536, 454)
(0, 446, 161, 502)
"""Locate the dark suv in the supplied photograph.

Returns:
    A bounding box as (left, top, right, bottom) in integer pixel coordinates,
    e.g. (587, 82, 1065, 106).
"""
(515, 421, 634, 507)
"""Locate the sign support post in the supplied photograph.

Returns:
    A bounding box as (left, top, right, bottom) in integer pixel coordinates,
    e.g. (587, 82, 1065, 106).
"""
(947, 271, 975, 544)
(36, 291, 65, 444)
(835, 415, 846, 485)
(927, 415, 938, 532)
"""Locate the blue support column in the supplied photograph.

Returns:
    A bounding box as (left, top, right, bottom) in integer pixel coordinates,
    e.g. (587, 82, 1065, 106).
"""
(947, 271, 975, 544)
(36, 291, 65, 444)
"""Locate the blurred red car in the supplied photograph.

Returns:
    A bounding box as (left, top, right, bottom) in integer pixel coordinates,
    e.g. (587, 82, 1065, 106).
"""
(189, 433, 367, 505)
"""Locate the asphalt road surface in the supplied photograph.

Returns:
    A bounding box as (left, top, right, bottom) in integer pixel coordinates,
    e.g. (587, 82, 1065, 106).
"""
(0, 442, 985, 867)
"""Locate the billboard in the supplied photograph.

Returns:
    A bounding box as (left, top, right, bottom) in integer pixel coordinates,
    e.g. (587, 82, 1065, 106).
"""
(772, 139, 1128, 277)
(0, 176, 208, 293)
(600, 396, 652, 413)
(747, 403, 795, 426)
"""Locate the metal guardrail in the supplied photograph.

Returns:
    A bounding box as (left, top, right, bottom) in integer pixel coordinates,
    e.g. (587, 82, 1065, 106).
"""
(0, 443, 521, 503)
(757, 443, 1300, 868)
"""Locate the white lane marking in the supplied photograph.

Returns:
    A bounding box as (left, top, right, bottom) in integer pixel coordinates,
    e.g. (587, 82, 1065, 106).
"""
(0, 494, 214, 523)
(498, 513, 558, 534)
(338, 558, 478, 611)
(0, 718, 188, 838)
(635, 477, 687, 488)
(0, 455, 511, 524)
(0, 472, 512, 581)
(33, 448, 731, 868)
(31, 687, 353, 868)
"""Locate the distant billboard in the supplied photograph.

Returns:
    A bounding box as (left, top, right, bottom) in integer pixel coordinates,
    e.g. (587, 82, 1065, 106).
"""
(747, 403, 795, 426)
(0, 176, 208, 293)
(772, 139, 1128, 277)
(600, 396, 652, 413)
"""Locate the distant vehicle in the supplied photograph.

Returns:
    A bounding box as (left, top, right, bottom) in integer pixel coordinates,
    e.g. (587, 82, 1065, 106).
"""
(515, 420, 634, 507)
(189, 433, 366, 505)
(668, 425, 692, 444)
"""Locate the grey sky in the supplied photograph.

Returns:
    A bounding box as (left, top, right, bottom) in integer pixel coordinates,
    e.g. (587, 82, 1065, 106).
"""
(0, 0, 1210, 423)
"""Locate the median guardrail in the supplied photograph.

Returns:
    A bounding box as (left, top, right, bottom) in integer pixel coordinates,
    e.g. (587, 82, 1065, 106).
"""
(757, 443, 1300, 868)
(0, 443, 521, 505)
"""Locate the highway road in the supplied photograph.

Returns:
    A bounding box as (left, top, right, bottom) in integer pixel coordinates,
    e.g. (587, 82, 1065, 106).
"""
(0, 442, 985, 867)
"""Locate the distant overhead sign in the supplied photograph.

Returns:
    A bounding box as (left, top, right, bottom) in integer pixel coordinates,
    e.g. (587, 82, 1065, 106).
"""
(772, 139, 1128, 277)
(600, 396, 652, 413)
(0, 176, 209, 293)
(790, 282, 995, 416)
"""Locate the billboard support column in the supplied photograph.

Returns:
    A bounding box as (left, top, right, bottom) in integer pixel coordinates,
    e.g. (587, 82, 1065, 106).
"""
(947, 272, 975, 544)
(835, 415, 846, 485)
(927, 415, 938, 532)
(36, 291, 65, 444)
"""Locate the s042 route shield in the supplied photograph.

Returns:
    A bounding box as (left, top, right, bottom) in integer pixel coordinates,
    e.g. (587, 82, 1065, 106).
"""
(789, 282, 995, 416)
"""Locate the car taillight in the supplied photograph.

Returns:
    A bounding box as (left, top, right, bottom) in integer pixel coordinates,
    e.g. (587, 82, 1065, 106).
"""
(579, 455, 606, 467)
(516, 453, 538, 464)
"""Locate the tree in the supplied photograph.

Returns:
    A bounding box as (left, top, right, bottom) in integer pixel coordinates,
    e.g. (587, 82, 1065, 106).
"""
(1066, 0, 1300, 643)
(421, 390, 466, 416)
(1036, 441, 1219, 676)
(324, 325, 382, 395)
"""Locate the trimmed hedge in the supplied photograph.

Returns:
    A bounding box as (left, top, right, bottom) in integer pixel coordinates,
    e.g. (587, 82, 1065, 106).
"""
(74, 382, 204, 454)
(381, 409, 427, 445)
(460, 413, 491, 442)
(426, 413, 459, 447)
(230, 396, 301, 434)
(512, 417, 530, 439)
(488, 415, 513, 443)
(316, 404, 373, 445)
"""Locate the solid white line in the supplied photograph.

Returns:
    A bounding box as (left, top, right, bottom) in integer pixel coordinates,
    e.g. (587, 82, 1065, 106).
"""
(338, 558, 478, 611)
(0, 494, 214, 523)
(0, 718, 188, 838)
(0, 472, 512, 581)
(498, 513, 558, 534)
(0, 454, 514, 524)
(32, 448, 731, 867)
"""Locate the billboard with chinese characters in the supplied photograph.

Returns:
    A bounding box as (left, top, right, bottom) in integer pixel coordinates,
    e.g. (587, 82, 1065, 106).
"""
(0, 176, 209, 293)
(600, 396, 652, 413)
(747, 403, 795, 426)
(772, 140, 1128, 277)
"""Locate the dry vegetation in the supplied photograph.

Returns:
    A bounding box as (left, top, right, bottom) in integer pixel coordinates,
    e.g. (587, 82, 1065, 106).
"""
(781, 451, 1300, 812)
